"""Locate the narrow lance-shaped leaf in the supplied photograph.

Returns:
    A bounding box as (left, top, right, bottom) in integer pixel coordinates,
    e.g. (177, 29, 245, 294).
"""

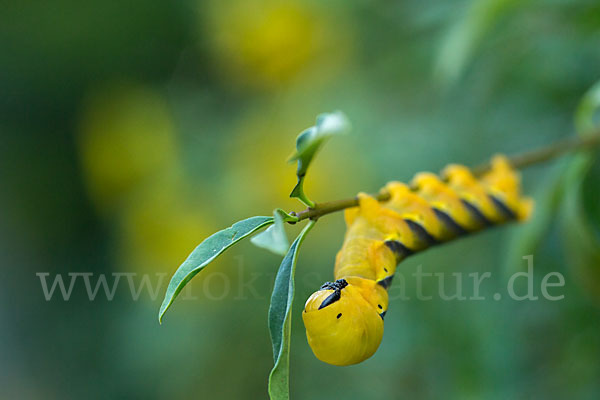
(251, 209, 297, 256)
(288, 111, 350, 206)
(158, 216, 274, 323)
(268, 220, 317, 400)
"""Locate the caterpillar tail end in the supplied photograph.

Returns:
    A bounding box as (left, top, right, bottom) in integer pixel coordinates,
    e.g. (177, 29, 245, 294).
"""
(517, 196, 535, 221)
(476, 154, 535, 223)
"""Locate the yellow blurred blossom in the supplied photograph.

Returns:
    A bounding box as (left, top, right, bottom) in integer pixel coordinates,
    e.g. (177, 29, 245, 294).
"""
(77, 83, 178, 213)
(203, 0, 352, 90)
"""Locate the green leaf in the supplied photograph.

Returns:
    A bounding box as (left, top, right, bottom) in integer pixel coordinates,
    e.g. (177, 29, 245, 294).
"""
(289, 111, 350, 207)
(268, 220, 317, 400)
(251, 209, 296, 256)
(158, 216, 274, 323)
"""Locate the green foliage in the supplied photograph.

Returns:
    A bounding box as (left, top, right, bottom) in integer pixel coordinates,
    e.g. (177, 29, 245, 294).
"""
(267, 221, 317, 400)
(289, 111, 350, 207)
(435, 0, 527, 84)
(158, 216, 274, 322)
(261, 112, 347, 398)
(251, 209, 297, 256)
(157, 110, 343, 398)
(559, 79, 600, 300)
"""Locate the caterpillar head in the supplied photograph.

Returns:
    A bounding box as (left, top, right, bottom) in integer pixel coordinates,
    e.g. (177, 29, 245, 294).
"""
(302, 276, 389, 366)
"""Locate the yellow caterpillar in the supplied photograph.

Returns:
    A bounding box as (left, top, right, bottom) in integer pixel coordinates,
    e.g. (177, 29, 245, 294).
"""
(302, 155, 533, 366)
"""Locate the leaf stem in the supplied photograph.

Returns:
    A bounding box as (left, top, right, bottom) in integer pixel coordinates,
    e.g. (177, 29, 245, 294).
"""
(294, 130, 600, 222)
(296, 188, 316, 208)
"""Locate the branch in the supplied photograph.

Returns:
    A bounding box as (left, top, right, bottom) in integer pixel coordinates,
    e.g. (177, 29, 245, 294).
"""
(294, 130, 600, 222)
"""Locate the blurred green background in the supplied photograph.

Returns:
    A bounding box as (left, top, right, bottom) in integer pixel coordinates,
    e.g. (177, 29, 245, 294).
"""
(2, 0, 600, 398)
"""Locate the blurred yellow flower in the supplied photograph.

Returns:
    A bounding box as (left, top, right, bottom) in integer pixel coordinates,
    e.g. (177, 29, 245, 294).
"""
(77, 82, 217, 276)
(77, 83, 178, 214)
(203, 0, 352, 90)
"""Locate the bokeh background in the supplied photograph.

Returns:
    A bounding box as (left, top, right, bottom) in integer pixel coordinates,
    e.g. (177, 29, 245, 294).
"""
(2, 0, 600, 398)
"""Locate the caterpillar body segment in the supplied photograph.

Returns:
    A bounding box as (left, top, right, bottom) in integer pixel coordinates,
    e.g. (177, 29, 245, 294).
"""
(443, 164, 506, 224)
(302, 156, 533, 366)
(411, 171, 481, 232)
(384, 182, 445, 241)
